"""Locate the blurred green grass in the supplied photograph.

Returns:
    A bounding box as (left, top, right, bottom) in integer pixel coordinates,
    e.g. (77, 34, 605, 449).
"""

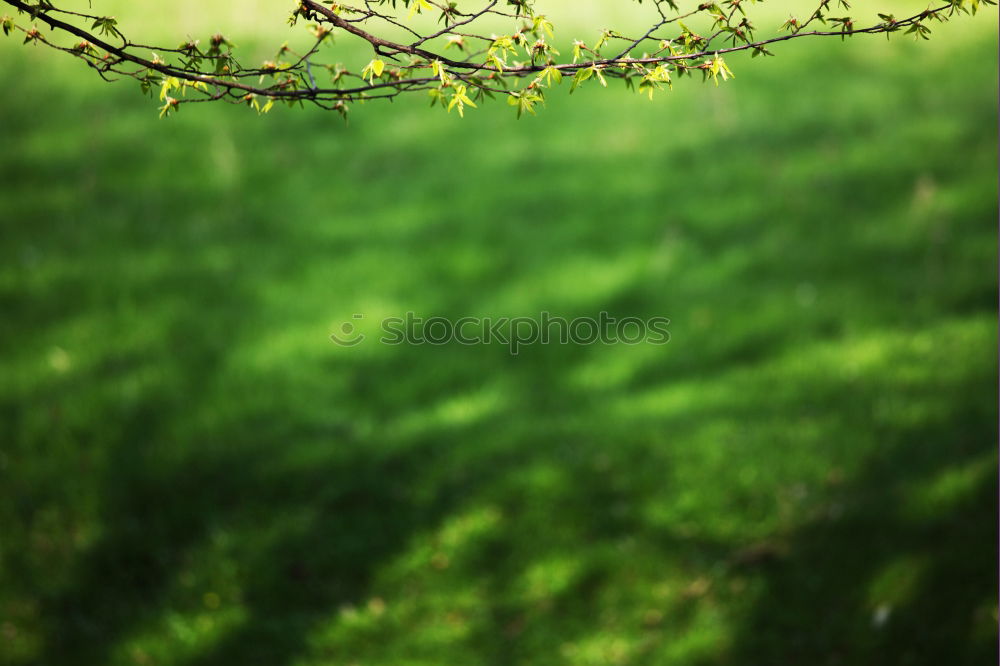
(0, 5, 998, 666)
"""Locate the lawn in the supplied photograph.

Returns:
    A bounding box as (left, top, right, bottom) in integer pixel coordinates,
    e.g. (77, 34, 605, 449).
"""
(0, 3, 997, 665)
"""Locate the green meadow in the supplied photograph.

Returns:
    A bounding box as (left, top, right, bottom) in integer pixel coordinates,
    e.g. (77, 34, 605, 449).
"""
(0, 3, 997, 664)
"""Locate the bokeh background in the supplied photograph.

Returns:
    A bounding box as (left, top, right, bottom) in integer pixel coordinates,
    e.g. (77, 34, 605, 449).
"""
(1, 1, 997, 664)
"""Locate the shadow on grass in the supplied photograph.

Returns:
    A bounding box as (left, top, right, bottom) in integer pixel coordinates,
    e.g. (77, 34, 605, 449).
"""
(34, 320, 997, 665)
